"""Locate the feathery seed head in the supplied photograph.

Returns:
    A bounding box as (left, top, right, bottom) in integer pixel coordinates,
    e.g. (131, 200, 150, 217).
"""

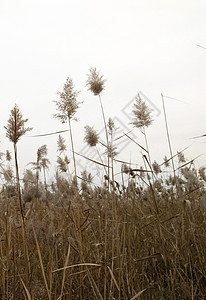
(152, 160, 161, 175)
(84, 125, 99, 147)
(177, 151, 186, 163)
(199, 167, 206, 182)
(64, 155, 70, 165)
(57, 156, 70, 172)
(105, 142, 118, 159)
(163, 156, 170, 168)
(41, 157, 50, 170)
(131, 94, 153, 129)
(6, 150, 12, 161)
(81, 170, 92, 185)
(86, 67, 106, 96)
(107, 117, 116, 136)
(57, 135, 67, 153)
(54, 77, 80, 123)
(4, 104, 32, 144)
(37, 144, 48, 162)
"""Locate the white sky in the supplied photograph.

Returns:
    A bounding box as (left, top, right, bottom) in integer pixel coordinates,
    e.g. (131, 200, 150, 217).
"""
(0, 0, 206, 182)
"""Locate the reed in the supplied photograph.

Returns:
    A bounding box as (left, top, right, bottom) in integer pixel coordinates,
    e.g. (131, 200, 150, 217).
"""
(0, 78, 205, 299)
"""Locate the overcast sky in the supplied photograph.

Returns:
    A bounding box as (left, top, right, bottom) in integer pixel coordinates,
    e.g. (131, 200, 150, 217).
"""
(0, 0, 206, 181)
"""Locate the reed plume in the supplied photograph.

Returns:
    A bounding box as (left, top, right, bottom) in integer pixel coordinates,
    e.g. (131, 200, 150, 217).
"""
(54, 77, 81, 192)
(4, 104, 32, 223)
(84, 125, 99, 147)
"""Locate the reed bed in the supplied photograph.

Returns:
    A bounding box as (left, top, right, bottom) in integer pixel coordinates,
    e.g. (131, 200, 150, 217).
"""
(0, 70, 206, 299)
(0, 175, 206, 299)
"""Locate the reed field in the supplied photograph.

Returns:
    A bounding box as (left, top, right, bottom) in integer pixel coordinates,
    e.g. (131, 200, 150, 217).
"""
(0, 69, 206, 299)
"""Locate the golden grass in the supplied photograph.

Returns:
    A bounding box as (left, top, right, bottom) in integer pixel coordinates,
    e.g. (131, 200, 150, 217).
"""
(1, 83, 206, 299)
(0, 184, 206, 299)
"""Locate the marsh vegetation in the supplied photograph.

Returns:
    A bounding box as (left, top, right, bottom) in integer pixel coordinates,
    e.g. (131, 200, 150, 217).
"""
(0, 69, 206, 299)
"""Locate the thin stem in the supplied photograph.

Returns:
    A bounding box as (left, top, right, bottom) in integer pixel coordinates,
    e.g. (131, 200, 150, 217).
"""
(43, 166, 48, 195)
(142, 127, 152, 167)
(36, 167, 39, 198)
(13, 143, 24, 225)
(95, 146, 108, 176)
(68, 117, 78, 193)
(14, 143, 31, 287)
(98, 95, 109, 299)
(141, 129, 159, 215)
(142, 127, 155, 182)
(99, 95, 110, 190)
(68, 117, 83, 300)
(98, 95, 109, 145)
(161, 94, 178, 194)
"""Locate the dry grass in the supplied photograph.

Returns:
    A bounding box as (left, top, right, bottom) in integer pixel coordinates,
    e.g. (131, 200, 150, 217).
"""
(1, 76, 206, 299)
(0, 178, 206, 299)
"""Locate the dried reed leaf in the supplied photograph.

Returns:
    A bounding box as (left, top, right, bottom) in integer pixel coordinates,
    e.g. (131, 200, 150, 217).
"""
(65, 267, 101, 277)
(32, 224, 51, 300)
(74, 151, 111, 168)
(134, 253, 160, 262)
(114, 158, 137, 165)
(58, 245, 71, 300)
(114, 130, 133, 142)
(20, 277, 32, 300)
(29, 129, 69, 137)
(107, 266, 120, 292)
(130, 288, 147, 300)
(159, 144, 193, 166)
(87, 270, 104, 300)
(129, 168, 152, 173)
(123, 132, 148, 153)
(176, 155, 201, 171)
(52, 263, 102, 273)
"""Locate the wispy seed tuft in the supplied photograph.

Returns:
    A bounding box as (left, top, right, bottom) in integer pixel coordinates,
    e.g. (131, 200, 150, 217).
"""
(54, 77, 80, 123)
(84, 125, 99, 147)
(131, 94, 153, 129)
(86, 67, 106, 96)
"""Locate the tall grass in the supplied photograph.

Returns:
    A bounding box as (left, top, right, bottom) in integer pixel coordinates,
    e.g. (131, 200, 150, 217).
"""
(0, 74, 206, 299)
(1, 179, 206, 299)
